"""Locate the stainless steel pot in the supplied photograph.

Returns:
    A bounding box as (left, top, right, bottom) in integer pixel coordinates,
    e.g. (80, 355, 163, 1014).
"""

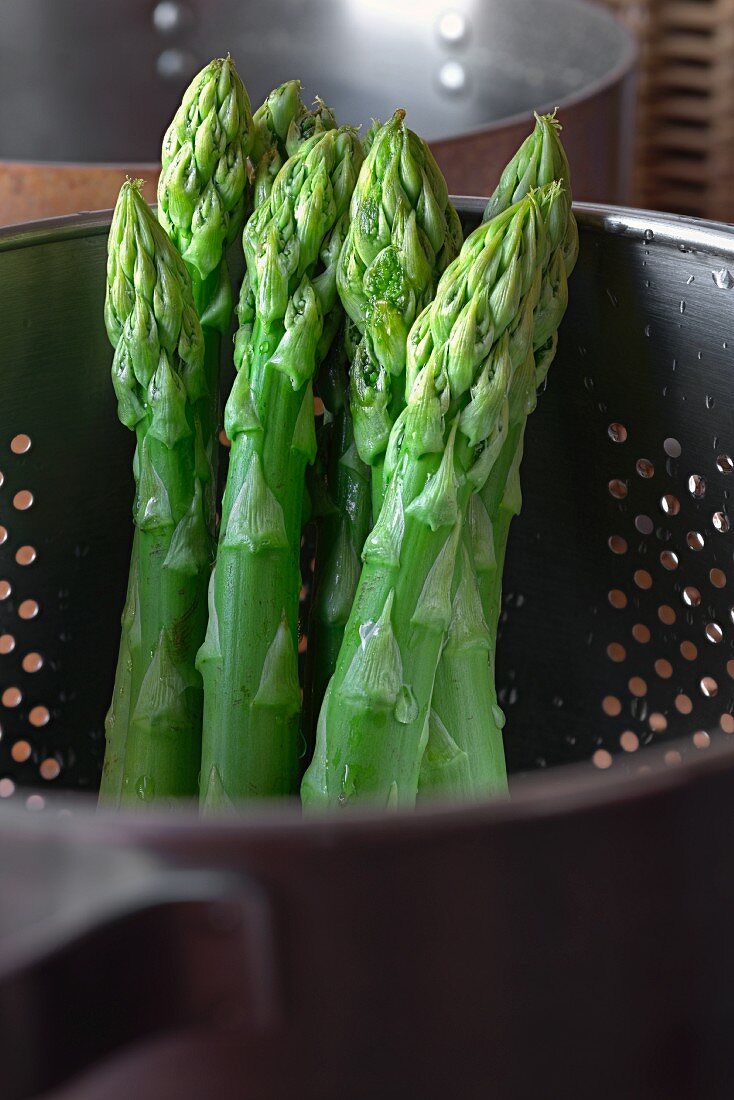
(0, 0, 635, 224)
(3, 199, 734, 1098)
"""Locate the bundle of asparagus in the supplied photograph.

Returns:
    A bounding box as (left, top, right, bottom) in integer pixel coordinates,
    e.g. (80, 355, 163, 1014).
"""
(99, 58, 576, 813)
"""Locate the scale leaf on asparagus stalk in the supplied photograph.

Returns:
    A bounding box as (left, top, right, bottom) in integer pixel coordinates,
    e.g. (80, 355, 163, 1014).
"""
(99, 180, 210, 808)
(303, 185, 561, 810)
(338, 108, 462, 513)
(198, 127, 363, 807)
(424, 112, 578, 801)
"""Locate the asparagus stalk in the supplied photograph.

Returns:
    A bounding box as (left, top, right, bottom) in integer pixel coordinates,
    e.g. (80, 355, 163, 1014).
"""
(198, 128, 363, 807)
(481, 113, 578, 644)
(99, 535, 139, 804)
(101, 59, 252, 806)
(157, 56, 254, 476)
(302, 318, 372, 756)
(251, 81, 336, 208)
(303, 185, 560, 810)
(100, 180, 209, 808)
(338, 109, 462, 514)
(303, 113, 459, 746)
(423, 114, 579, 800)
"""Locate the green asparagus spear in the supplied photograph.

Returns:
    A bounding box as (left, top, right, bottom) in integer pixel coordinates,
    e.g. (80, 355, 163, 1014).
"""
(303, 112, 459, 747)
(338, 109, 462, 513)
(302, 318, 372, 756)
(100, 180, 209, 808)
(481, 111, 578, 649)
(157, 56, 254, 477)
(198, 128, 363, 807)
(101, 59, 251, 807)
(251, 81, 336, 208)
(424, 113, 578, 801)
(303, 185, 561, 810)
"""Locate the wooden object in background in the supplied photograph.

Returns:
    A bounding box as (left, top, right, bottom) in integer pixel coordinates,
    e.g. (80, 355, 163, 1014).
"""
(602, 0, 734, 221)
(0, 163, 158, 227)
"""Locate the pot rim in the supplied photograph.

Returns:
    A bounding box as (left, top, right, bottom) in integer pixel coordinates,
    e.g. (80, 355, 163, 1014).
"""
(2, 199, 734, 839)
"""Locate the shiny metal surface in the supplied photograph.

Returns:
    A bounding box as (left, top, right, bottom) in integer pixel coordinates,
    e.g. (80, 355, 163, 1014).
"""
(0, 0, 632, 156)
(2, 200, 734, 795)
(0, 0, 635, 223)
(3, 202, 734, 1096)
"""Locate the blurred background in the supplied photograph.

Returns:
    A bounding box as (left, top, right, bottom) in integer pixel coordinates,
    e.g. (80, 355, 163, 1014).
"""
(604, 0, 734, 220)
(0, 0, 730, 225)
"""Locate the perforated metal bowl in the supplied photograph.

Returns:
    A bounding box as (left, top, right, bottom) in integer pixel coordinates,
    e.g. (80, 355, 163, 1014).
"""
(2, 202, 734, 1099)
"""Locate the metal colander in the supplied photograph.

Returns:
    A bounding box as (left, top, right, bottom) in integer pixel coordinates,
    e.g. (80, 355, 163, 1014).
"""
(3, 204, 734, 1100)
(1, 200, 734, 804)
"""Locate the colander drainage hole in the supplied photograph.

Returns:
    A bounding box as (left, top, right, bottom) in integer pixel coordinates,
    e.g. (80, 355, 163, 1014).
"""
(12, 490, 33, 511)
(10, 434, 31, 455)
(15, 545, 36, 566)
(22, 652, 43, 673)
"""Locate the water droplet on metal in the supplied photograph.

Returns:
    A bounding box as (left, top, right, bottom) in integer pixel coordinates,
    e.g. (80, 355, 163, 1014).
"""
(680, 300, 686, 314)
(644, 229, 654, 241)
(644, 324, 652, 337)
(713, 268, 734, 290)
(687, 275, 695, 285)
(606, 288, 619, 307)
(706, 395, 716, 410)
